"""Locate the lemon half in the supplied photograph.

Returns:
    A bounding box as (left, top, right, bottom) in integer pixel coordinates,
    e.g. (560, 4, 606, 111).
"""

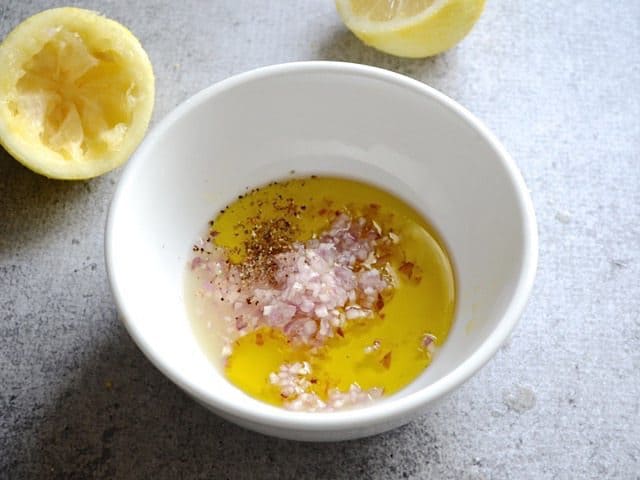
(0, 7, 155, 179)
(335, 0, 485, 58)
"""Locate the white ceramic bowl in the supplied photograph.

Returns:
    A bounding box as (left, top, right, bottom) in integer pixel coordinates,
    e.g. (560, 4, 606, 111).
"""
(106, 61, 537, 441)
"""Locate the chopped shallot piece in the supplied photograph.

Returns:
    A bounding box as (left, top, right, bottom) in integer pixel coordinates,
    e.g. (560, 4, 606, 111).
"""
(191, 256, 203, 270)
(235, 317, 247, 330)
(422, 333, 437, 351)
(364, 339, 381, 354)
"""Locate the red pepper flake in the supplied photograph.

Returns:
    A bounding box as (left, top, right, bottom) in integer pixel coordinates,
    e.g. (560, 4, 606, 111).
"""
(375, 294, 385, 311)
(336, 327, 345, 337)
(210, 230, 219, 237)
(310, 378, 318, 384)
(256, 333, 264, 346)
(318, 208, 327, 215)
(377, 253, 391, 264)
(399, 261, 415, 279)
(381, 351, 392, 369)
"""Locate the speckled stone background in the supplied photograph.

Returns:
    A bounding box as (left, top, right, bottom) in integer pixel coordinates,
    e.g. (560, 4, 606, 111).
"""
(1, 1, 639, 478)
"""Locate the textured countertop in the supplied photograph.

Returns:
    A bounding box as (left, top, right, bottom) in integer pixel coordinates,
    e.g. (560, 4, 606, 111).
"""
(1, 1, 639, 478)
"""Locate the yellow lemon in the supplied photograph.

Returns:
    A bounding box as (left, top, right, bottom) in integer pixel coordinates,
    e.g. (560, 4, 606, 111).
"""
(0, 7, 155, 179)
(335, 0, 485, 58)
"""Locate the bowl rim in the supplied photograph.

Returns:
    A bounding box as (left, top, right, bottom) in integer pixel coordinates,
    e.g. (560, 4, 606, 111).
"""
(106, 60, 538, 433)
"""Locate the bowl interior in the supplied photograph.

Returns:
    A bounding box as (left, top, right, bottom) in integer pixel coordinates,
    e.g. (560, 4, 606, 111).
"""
(107, 63, 536, 430)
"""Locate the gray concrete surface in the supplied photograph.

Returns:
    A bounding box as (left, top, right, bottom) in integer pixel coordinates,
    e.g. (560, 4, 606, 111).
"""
(1, 1, 639, 478)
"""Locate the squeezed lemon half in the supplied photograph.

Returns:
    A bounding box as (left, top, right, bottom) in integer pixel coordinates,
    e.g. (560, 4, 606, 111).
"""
(0, 7, 155, 179)
(335, 0, 485, 58)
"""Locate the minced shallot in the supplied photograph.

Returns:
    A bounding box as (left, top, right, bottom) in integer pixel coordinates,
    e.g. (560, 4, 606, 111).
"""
(269, 361, 383, 412)
(191, 213, 395, 410)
